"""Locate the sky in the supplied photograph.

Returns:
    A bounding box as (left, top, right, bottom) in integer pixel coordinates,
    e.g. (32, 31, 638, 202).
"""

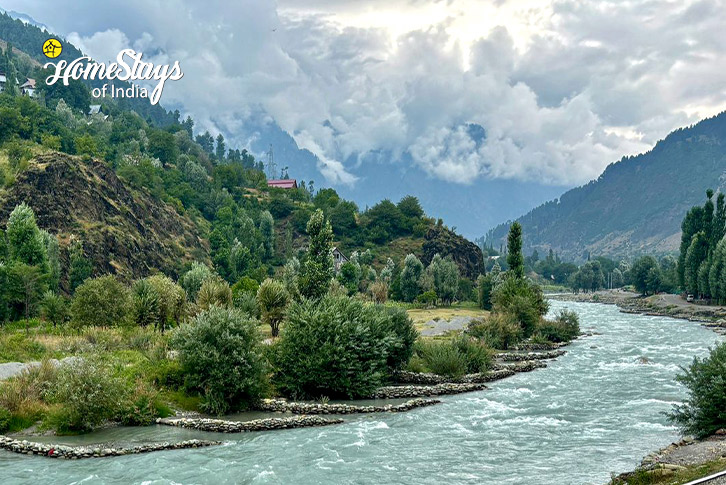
(3, 0, 726, 222)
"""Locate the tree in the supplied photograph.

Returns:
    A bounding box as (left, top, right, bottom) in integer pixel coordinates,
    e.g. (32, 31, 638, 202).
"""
(397, 195, 424, 219)
(257, 279, 290, 337)
(70, 276, 131, 328)
(215, 133, 226, 162)
(6, 203, 47, 269)
(259, 211, 275, 259)
(147, 130, 179, 164)
(197, 276, 233, 310)
(685, 232, 709, 295)
(506, 222, 525, 279)
(630, 256, 660, 295)
(68, 239, 93, 292)
(8, 263, 46, 325)
(400, 254, 424, 302)
(477, 273, 495, 310)
(299, 210, 334, 300)
(39, 230, 60, 291)
(426, 254, 460, 305)
(171, 306, 267, 415)
(180, 261, 213, 301)
(337, 261, 361, 295)
(40, 291, 68, 327)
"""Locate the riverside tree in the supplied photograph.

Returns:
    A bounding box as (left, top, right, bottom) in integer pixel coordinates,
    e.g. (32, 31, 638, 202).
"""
(506, 222, 525, 279)
(299, 209, 334, 300)
(257, 278, 289, 337)
(400, 253, 424, 302)
(425, 254, 459, 305)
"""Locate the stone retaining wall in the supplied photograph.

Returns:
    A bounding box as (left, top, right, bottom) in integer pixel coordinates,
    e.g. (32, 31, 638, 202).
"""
(257, 398, 440, 414)
(157, 415, 344, 433)
(497, 350, 566, 361)
(496, 360, 547, 372)
(0, 436, 219, 459)
(370, 382, 487, 399)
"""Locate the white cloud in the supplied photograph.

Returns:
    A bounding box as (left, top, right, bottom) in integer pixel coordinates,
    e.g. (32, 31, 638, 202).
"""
(8, 0, 725, 187)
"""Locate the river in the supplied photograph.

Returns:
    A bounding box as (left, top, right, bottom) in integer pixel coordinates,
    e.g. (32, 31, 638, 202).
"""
(0, 300, 722, 484)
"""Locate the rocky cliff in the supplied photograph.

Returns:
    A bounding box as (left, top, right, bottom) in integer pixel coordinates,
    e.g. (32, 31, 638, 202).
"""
(0, 153, 209, 286)
(422, 225, 484, 279)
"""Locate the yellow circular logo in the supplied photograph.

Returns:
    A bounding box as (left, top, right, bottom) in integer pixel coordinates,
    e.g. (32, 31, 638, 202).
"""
(42, 39, 62, 58)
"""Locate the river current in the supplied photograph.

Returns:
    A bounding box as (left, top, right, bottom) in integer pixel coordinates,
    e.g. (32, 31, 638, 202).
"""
(0, 300, 722, 484)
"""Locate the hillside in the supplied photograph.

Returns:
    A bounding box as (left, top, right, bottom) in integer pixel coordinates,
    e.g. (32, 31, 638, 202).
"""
(0, 153, 209, 288)
(486, 112, 726, 261)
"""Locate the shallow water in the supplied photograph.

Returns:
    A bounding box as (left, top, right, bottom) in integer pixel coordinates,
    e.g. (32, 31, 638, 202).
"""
(1, 300, 722, 484)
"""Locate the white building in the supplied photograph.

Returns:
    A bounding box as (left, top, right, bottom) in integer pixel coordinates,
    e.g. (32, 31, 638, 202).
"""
(0, 72, 6, 92)
(20, 78, 36, 97)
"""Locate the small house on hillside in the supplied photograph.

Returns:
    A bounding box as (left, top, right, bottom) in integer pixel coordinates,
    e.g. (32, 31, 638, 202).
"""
(20, 78, 36, 97)
(0, 72, 7, 92)
(267, 179, 297, 189)
(332, 247, 348, 271)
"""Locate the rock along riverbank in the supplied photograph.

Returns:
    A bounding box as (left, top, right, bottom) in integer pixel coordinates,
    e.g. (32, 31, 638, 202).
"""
(0, 435, 220, 459)
(257, 398, 440, 414)
(157, 415, 344, 433)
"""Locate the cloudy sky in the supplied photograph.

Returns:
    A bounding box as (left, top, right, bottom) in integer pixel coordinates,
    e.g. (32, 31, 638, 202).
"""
(5, 0, 726, 189)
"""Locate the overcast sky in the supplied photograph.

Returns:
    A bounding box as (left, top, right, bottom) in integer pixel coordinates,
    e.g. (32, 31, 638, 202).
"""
(6, 0, 726, 187)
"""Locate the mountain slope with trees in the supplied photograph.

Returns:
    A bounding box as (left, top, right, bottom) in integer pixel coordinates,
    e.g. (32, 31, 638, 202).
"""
(485, 112, 726, 260)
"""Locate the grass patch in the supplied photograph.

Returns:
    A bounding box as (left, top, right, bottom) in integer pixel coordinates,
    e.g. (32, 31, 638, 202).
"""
(407, 304, 489, 331)
(0, 333, 50, 363)
(611, 459, 726, 485)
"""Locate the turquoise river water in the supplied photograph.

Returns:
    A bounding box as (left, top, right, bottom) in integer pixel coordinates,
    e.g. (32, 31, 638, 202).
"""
(0, 300, 722, 484)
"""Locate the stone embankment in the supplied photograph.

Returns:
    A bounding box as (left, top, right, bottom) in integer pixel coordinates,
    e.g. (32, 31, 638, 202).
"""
(370, 382, 487, 399)
(392, 357, 552, 386)
(157, 415, 344, 433)
(257, 398, 439, 414)
(497, 350, 566, 362)
(0, 435, 219, 459)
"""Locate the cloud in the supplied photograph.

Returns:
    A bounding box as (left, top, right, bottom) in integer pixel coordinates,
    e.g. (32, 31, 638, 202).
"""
(7, 0, 725, 187)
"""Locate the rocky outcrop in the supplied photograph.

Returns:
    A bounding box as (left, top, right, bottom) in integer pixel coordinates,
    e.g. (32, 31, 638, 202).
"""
(0, 153, 209, 287)
(257, 398, 440, 414)
(370, 383, 487, 399)
(157, 415, 344, 433)
(0, 436, 219, 459)
(422, 224, 484, 279)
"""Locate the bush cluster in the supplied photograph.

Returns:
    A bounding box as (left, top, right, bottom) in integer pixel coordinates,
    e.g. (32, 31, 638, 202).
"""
(270, 296, 417, 399)
(411, 337, 492, 378)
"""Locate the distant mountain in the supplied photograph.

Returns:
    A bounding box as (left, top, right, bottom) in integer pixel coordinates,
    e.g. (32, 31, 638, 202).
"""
(484, 112, 726, 261)
(0, 8, 49, 31)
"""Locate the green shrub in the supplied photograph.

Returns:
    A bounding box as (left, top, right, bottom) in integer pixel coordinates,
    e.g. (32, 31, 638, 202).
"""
(492, 277, 549, 320)
(502, 294, 541, 337)
(452, 335, 493, 374)
(234, 291, 259, 318)
(535, 310, 580, 343)
(180, 261, 213, 301)
(416, 290, 437, 306)
(467, 313, 523, 349)
(131, 279, 161, 328)
(196, 276, 232, 310)
(257, 279, 290, 337)
(0, 333, 47, 362)
(381, 306, 418, 371)
(118, 382, 170, 426)
(270, 296, 396, 399)
(171, 306, 267, 415)
(668, 342, 726, 438)
(40, 291, 68, 327)
(45, 357, 126, 432)
(414, 339, 467, 378)
(0, 406, 11, 432)
(70, 276, 131, 328)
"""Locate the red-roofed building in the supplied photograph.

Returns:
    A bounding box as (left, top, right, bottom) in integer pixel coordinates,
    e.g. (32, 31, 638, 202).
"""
(267, 179, 298, 189)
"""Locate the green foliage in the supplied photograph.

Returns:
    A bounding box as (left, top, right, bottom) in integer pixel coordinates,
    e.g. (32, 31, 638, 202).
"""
(668, 342, 726, 438)
(413, 339, 467, 378)
(629, 256, 661, 295)
(46, 358, 126, 432)
(0, 406, 10, 433)
(506, 222, 525, 279)
(7, 263, 47, 321)
(535, 310, 580, 343)
(180, 261, 213, 301)
(68, 239, 92, 292)
(425, 254, 459, 305)
(467, 313, 523, 350)
(40, 290, 68, 327)
(132, 279, 161, 329)
(171, 306, 267, 414)
(71, 275, 131, 328)
(477, 273, 495, 310)
(271, 296, 399, 399)
(380, 306, 418, 371)
(196, 276, 233, 310)
(257, 278, 290, 337)
(416, 290, 437, 306)
(400, 253, 424, 302)
(299, 210, 334, 300)
(6, 203, 47, 268)
(491, 275, 548, 337)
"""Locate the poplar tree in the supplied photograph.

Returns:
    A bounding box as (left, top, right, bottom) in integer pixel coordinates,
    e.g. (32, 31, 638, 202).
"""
(299, 210, 334, 300)
(506, 222, 525, 279)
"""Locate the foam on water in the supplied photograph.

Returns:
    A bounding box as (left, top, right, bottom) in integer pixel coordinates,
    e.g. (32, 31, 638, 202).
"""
(0, 300, 722, 485)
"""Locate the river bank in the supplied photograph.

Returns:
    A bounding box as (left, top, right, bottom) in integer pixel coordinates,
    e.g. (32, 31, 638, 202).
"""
(550, 290, 726, 334)
(611, 432, 726, 484)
